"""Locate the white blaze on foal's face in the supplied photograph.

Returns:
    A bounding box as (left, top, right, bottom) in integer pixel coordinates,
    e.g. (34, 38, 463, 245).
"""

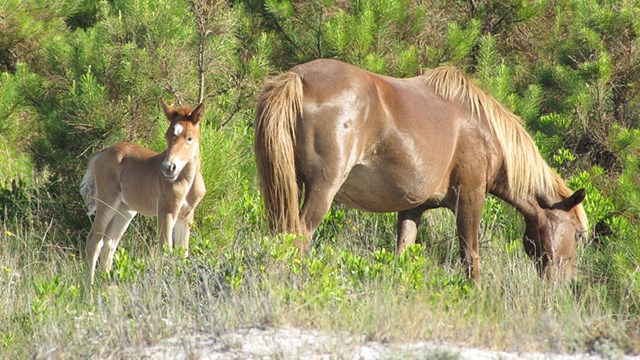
(162, 121, 198, 181)
(173, 123, 184, 136)
(159, 101, 204, 182)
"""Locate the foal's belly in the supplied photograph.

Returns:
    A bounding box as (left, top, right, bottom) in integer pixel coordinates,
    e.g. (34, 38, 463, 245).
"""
(120, 187, 158, 217)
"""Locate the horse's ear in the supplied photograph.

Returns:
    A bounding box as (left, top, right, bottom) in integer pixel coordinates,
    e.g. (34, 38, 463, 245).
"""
(190, 103, 205, 124)
(555, 188, 586, 211)
(161, 100, 174, 121)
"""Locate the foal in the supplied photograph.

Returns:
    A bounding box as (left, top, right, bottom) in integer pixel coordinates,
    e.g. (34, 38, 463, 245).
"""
(80, 101, 206, 287)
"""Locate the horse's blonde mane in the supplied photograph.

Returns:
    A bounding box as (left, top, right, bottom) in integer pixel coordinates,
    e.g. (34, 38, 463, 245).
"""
(422, 67, 588, 231)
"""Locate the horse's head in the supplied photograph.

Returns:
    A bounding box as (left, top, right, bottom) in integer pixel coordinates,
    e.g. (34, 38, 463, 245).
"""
(523, 188, 587, 281)
(160, 100, 204, 182)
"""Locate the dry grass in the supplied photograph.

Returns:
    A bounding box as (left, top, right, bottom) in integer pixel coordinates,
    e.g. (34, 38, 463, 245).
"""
(1, 200, 638, 359)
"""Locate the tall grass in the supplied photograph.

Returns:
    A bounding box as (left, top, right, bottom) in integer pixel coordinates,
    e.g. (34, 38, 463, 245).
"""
(1, 187, 639, 358)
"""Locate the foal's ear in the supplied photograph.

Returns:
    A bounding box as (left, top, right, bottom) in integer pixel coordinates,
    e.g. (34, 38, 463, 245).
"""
(555, 188, 586, 211)
(161, 100, 174, 121)
(190, 103, 205, 124)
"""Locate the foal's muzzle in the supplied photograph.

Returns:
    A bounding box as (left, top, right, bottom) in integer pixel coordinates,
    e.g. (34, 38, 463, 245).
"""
(162, 161, 178, 181)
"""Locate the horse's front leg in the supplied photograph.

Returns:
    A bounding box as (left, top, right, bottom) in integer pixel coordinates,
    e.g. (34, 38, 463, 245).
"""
(396, 207, 425, 253)
(451, 185, 485, 285)
(173, 207, 196, 256)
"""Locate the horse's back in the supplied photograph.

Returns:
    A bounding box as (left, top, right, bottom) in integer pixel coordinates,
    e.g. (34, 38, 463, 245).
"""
(289, 59, 465, 212)
(291, 59, 460, 123)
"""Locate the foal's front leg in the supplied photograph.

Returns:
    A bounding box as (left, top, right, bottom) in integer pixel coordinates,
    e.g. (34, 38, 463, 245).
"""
(173, 173, 206, 255)
(158, 206, 179, 251)
(157, 180, 192, 251)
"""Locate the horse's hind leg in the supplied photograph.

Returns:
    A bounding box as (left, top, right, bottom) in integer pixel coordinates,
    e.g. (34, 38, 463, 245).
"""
(396, 207, 426, 253)
(99, 205, 136, 275)
(299, 180, 342, 251)
(86, 227, 104, 288)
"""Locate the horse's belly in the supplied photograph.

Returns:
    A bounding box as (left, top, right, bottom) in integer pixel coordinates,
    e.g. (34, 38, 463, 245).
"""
(334, 164, 441, 212)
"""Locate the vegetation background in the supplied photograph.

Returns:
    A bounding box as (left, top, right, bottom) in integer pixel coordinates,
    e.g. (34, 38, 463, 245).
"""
(0, 0, 639, 358)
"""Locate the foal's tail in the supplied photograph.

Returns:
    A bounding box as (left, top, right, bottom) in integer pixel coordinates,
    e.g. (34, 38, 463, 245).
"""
(80, 154, 98, 216)
(254, 72, 304, 235)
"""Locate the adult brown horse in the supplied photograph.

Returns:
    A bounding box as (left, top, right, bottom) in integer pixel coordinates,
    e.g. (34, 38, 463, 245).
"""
(80, 101, 206, 287)
(254, 59, 588, 283)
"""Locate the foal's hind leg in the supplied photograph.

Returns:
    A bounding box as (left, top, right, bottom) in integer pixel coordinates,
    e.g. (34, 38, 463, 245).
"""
(86, 201, 119, 287)
(99, 205, 136, 274)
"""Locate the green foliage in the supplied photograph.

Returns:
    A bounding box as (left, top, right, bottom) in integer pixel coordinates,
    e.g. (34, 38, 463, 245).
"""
(0, 180, 32, 222)
(568, 167, 615, 230)
(31, 275, 81, 320)
(111, 248, 148, 284)
(443, 19, 482, 64)
(0, 0, 79, 72)
(1, 0, 640, 356)
(0, 65, 39, 188)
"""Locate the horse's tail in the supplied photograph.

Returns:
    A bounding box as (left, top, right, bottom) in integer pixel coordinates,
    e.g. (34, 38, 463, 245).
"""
(254, 72, 304, 235)
(80, 154, 98, 216)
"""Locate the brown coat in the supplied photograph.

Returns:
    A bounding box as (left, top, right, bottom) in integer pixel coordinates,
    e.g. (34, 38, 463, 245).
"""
(255, 59, 588, 283)
(80, 102, 206, 287)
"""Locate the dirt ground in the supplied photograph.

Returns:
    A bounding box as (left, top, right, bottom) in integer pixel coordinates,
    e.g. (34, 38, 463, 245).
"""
(129, 327, 638, 359)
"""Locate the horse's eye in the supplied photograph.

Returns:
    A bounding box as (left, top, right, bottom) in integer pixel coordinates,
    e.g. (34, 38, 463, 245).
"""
(187, 137, 193, 143)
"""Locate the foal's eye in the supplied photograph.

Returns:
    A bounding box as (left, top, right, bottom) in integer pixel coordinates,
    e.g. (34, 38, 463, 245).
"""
(186, 137, 193, 143)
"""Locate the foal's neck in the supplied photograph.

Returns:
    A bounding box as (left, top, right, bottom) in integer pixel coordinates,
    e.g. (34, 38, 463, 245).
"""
(162, 151, 201, 185)
(182, 152, 201, 177)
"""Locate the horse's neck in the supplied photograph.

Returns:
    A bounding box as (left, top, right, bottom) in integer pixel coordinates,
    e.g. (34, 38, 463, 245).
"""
(494, 186, 562, 224)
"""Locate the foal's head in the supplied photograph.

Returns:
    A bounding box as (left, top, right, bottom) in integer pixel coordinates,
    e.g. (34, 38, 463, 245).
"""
(523, 189, 588, 280)
(160, 101, 205, 182)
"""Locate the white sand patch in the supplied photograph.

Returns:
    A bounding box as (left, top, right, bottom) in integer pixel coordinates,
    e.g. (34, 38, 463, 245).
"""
(128, 327, 638, 360)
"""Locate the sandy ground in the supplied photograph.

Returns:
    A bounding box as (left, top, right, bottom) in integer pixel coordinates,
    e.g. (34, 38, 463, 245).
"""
(130, 327, 639, 359)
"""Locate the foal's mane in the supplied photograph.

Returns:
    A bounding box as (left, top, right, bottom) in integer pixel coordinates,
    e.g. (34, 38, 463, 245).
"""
(422, 67, 572, 201)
